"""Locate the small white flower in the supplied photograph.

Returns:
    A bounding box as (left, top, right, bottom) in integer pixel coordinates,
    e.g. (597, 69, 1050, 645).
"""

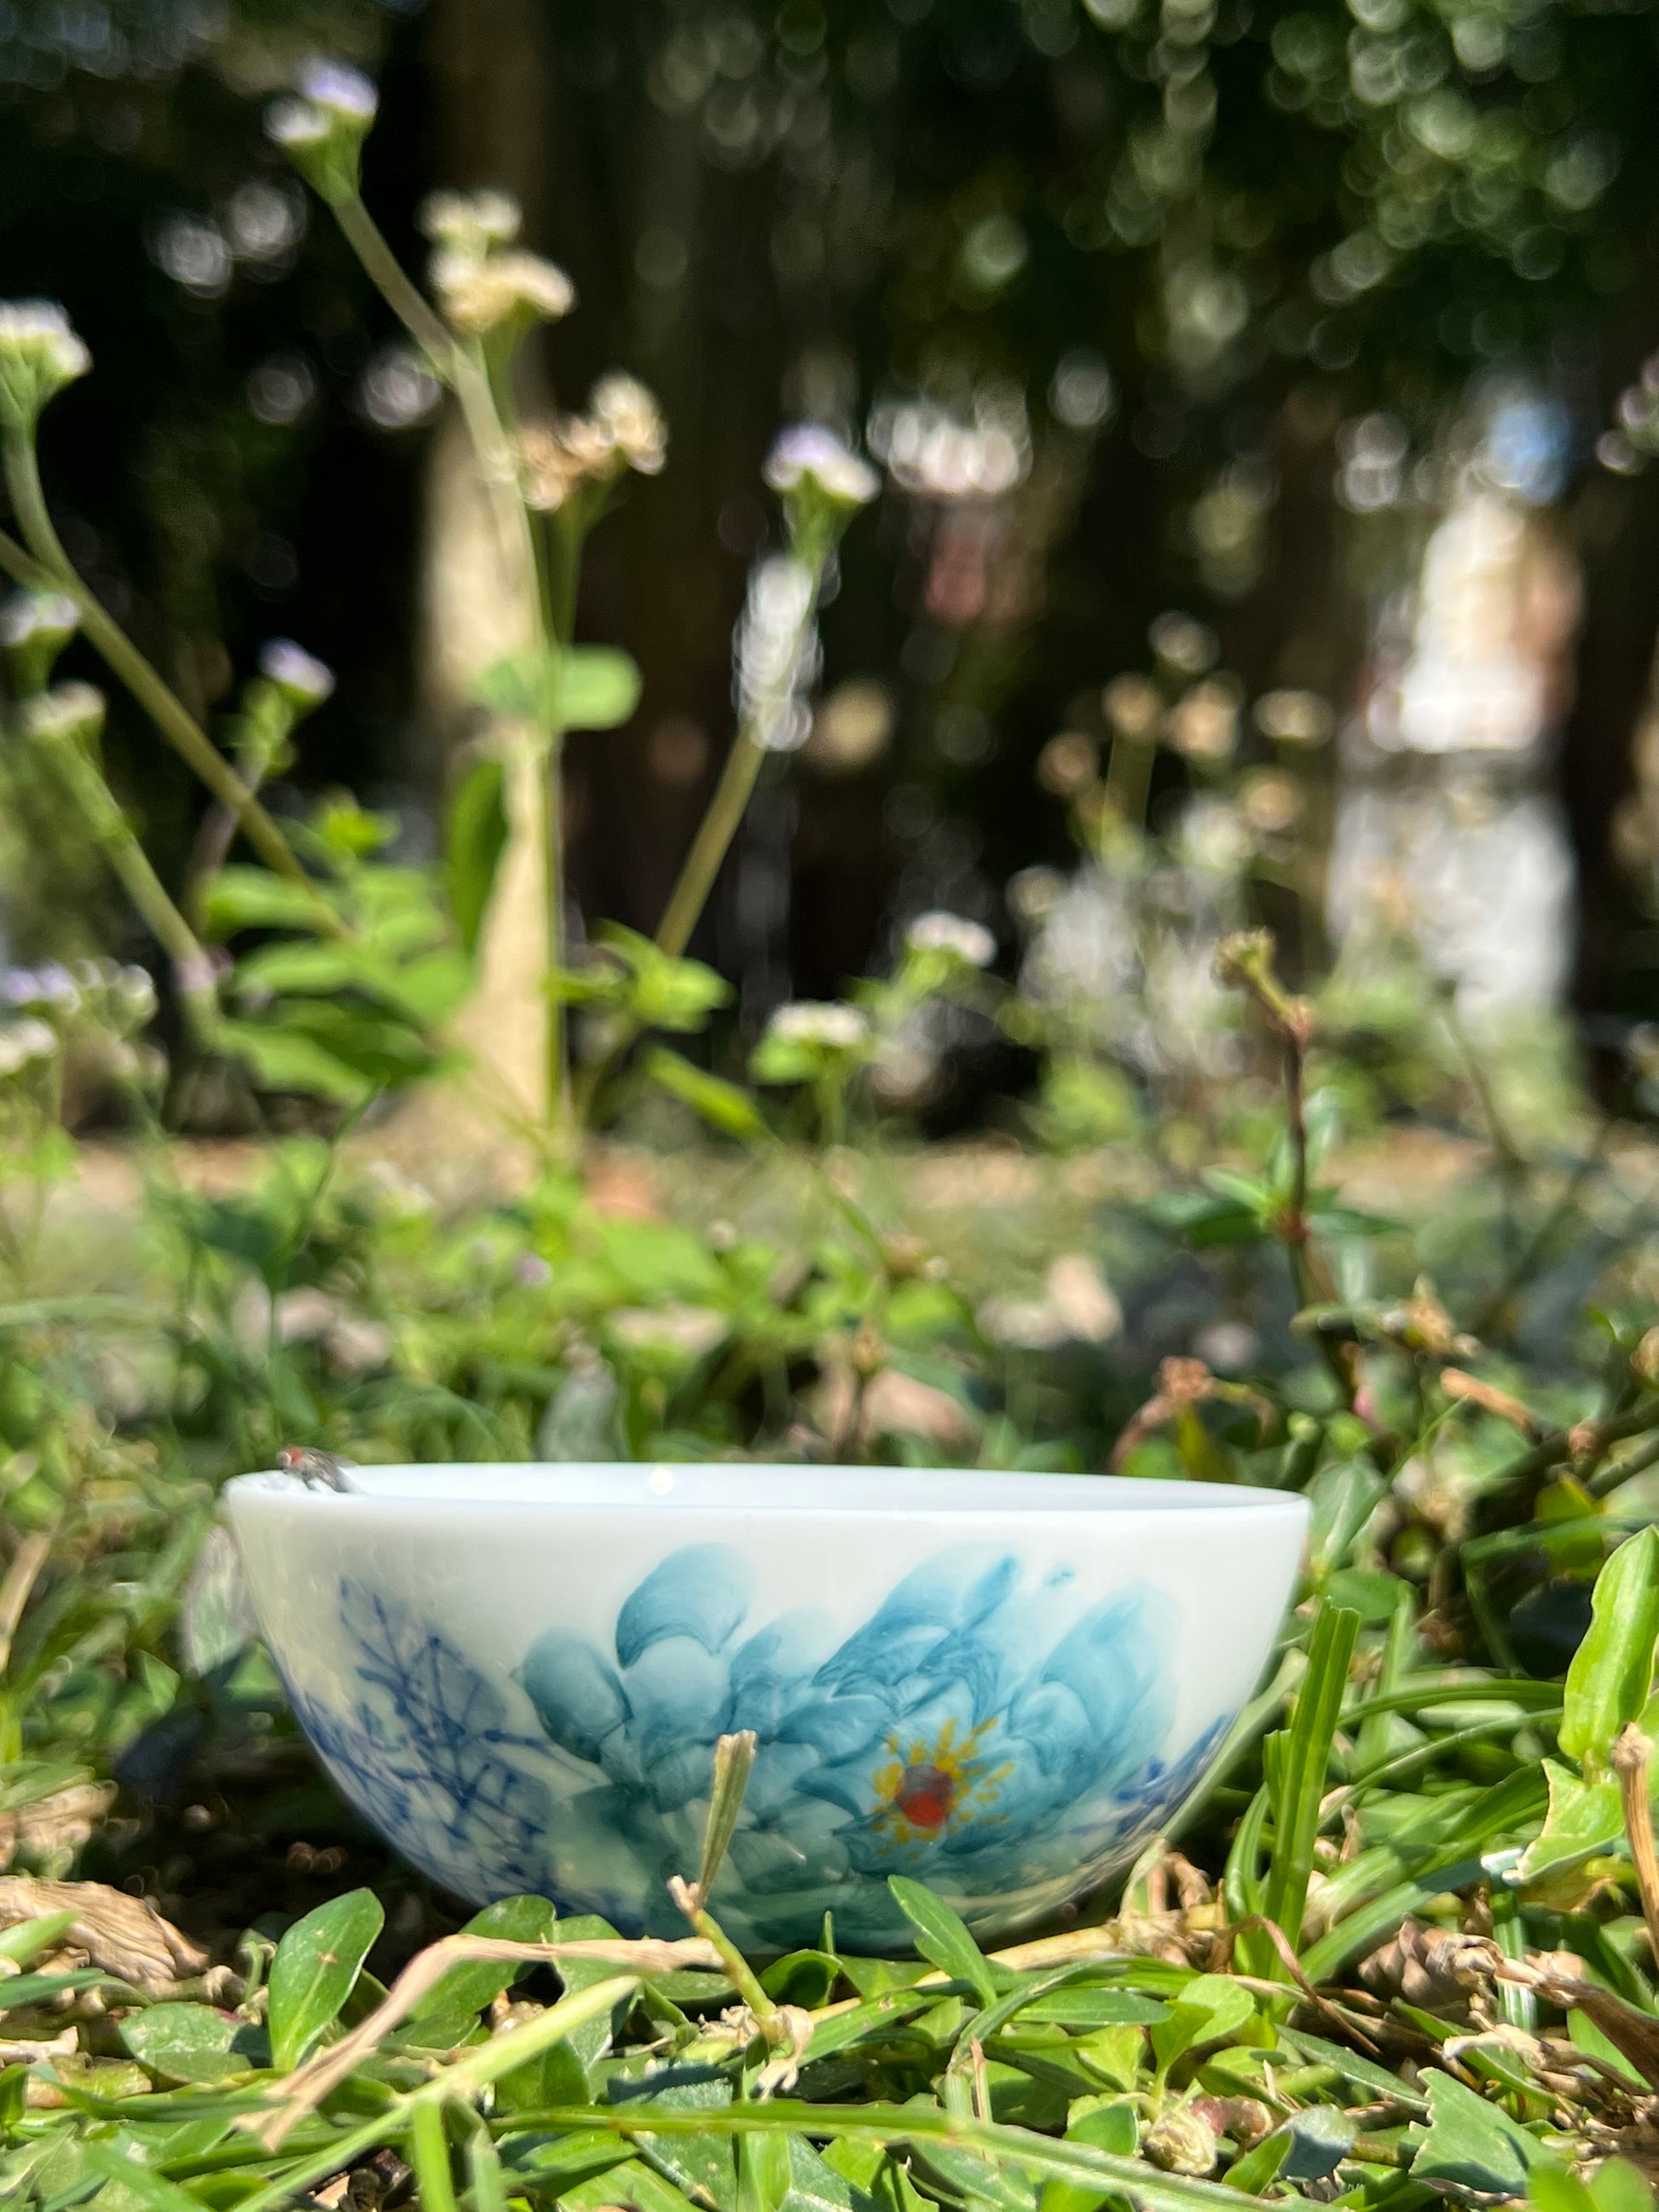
(905, 910, 996, 967)
(0, 591, 78, 648)
(32, 962, 81, 1012)
(0, 1017, 61, 1077)
(266, 61, 378, 203)
(298, 59, 379, 125)
(0, 300, 91, 430)
(259, 637, 335, 708)
(20, 681, 106, 747)
(431, 247, 575, 336)
(766, 1001, 870, 1049)
(417, 188, 522, 251)
(590, 373, 668, 476)
(763, 424, 880, 509)
(115, 965, 159, 1025)
(869, 392, 1031, 501)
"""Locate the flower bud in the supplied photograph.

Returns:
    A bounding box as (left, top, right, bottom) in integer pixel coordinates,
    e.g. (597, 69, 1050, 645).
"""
(764, 424, 880, 560)
(905, 911, 997, 967)
(417, 188, 522, 254)
(0, 588, 79, 696)
(20, 679, 106, 748)
(266, 59, 379, 206)
(0, 300, 91, 434)
(258, 638, 335, 713)
(1142, 2107, 1218, 2177)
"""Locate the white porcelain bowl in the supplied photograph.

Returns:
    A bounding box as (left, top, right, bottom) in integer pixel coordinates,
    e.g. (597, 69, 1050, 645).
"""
(226, 1464, 1308, 1952)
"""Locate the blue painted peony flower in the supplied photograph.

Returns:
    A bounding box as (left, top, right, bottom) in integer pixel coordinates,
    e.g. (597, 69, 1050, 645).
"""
(517, 1543, 1211, 1948)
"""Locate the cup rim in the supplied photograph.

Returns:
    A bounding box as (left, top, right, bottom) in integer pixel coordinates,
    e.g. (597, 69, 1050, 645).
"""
(225, 1462, 1311, 1526)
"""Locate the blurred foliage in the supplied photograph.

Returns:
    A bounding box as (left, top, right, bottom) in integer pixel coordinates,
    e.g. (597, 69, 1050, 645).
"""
(4, 0, 1659, 995)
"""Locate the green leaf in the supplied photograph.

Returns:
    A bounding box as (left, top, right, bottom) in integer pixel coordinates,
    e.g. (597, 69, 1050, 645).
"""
(1150, 1976, 1256, 2072)
(619, 2071, 738, 2212)
(266, 1887, 384, 2073)
(1529, 2162, 1598, 2212)
(120, 2002, 269, 2084)
(1038, 2098, 1139, 2212)
(76, 2140, 204, 2212)
(234, 940, 367, 998)
(409, 1895, 558, 2023)
(203, 865, 334, 938)
(0, 1967, 112, 2012)
(645, 1048, 768, 1141)
(887, 1876, 997, 2005)
(558, 645, 642, 731)
(783, 2134, 864, 2212)
(217, 1018, 374, 1106)
(1257, 1603, 1361, 1960)
(1144, 1189, 1265, 1249)
(0, 1909, 78, 1968)
(447, 755, 509, 956)
(473, 650, 558, 723)
(1514, 1760, 1624, 1884)
(1561, 1526, 1659, 1775)
(560, 2159, 693, 2212)
(1410, 2070, 1546, 2200)
(1276, 2105, 1356, 2182)
(1224, 2130, 1291, 2196)
(1589, 2160, 1656, 2212)
(1324, 1568, 1411, 1622)
(739, 2128, 794, 2212)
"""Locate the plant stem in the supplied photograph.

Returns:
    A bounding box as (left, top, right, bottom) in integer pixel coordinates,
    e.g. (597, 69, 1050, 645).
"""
(330, 193, 569, 1135)
(1, 436, 323, 910)
(668, 1874, 790, 2048)
(30, 718, 220, 1044)
(1613, 1724, 1659, 1971)
(656, 723, 770, 962)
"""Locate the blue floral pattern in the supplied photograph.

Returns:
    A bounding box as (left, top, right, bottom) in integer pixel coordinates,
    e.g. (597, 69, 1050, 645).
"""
(291, 1546, 1230, 1949)
(280, 1584, 555, 1903)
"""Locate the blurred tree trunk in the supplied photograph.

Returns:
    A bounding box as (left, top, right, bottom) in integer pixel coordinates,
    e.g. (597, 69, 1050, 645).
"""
(413, 0, 554, 1146)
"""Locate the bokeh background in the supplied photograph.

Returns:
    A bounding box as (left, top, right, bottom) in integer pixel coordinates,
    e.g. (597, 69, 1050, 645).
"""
(9, 0, 1659, 1099)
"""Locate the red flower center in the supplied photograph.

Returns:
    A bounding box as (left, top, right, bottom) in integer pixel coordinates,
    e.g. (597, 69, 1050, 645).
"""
(894, 1761, 956, 1832)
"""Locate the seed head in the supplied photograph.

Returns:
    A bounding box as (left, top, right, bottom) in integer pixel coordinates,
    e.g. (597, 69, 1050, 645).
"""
(0, 300, 92, 433)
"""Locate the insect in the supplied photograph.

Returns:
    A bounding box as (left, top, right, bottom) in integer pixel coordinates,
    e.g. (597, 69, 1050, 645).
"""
(275, 1445, 356, 1493)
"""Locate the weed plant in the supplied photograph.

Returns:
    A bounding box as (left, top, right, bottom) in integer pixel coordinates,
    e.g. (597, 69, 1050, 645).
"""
(2, 51, 1659, 2212)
